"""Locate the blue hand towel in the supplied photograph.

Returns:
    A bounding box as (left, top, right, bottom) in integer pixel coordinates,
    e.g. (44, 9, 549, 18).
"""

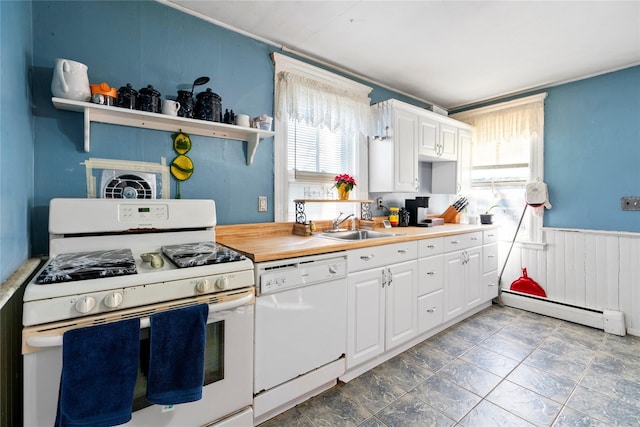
(55, 318, 140, 427)
(147, 303, 208, 405)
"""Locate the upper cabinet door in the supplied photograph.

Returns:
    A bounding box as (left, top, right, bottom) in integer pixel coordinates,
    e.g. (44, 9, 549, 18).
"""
(393, 108, 419, 192)
(418, 116, 439, 157)
(439, 123, 458, 160)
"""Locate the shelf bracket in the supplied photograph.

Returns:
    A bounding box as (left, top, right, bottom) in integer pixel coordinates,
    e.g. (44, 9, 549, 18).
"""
(83, 106, 91, 152)
(246, 133, 260, 166)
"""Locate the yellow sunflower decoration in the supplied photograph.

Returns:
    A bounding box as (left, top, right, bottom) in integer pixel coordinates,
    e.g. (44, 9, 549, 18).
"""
(171, 130, 194, 198)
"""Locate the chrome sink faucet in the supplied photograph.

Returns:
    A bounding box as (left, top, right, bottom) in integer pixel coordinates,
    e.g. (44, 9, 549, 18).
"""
(333, 212, 354, 230)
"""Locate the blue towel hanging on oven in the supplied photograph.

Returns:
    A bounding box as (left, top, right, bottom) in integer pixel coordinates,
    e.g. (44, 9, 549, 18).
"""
(55, 318, 140, 427)
(147, 303, 209, 405)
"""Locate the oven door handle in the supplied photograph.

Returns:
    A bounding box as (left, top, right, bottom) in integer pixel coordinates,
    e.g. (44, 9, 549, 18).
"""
(25, 294, 254, 349)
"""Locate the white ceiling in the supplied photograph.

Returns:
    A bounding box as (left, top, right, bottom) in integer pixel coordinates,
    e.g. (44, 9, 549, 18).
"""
(164, 0, 640, 110)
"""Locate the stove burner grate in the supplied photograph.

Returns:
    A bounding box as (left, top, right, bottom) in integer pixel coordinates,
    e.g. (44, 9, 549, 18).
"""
(36, 249, 137, 284)
(162, 242, 246, 268)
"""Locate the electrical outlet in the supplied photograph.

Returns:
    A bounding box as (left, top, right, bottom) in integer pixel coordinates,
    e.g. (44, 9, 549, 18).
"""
(376, 197, 383, 209)
(621, 196, 640, 211)
(258, 196, 267, 212)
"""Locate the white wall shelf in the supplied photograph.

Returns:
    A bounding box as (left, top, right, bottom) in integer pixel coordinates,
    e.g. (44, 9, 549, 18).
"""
(52, 97, 275, 165)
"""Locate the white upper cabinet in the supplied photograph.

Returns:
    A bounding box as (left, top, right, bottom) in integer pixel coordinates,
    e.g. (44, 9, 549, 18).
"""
(419, 116, 458, 161)
(369, 100, 419, 193)
(371, 99, 472, 194)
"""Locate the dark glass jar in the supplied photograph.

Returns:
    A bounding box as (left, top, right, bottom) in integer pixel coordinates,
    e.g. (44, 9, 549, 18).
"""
(195, 88, 222, 122)
(176, 90, 195, 119)
(137, 85, 161, 113)
(116, 83, 138, 109)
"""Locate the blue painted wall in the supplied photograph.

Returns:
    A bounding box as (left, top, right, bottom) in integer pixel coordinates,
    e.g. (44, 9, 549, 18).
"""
(0, 0, 34, 283)
(544, 66, 640, 232)
(0, 0, 637, 279)
(28, 0, 422, 255)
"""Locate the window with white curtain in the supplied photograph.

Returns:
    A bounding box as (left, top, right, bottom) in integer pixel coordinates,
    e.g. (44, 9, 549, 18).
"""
(272, 53, 372, 222)
(452, 93, 547, 243)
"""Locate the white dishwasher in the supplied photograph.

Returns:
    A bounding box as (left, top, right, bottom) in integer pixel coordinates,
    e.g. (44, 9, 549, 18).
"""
(253, 252, 347, 424)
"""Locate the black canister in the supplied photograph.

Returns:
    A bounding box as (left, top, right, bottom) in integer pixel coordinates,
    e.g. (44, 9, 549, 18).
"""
(195, 88, 222, 122)
(176, 90, 195, 119)
(116, 83, 138, 109)
(137, 85, 161, 113)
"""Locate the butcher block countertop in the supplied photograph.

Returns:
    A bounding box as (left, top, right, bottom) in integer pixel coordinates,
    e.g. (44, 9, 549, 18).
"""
(216, 221, 496, 263)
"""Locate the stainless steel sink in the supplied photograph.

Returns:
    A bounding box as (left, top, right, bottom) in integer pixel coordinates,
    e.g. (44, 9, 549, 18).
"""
(319, 229, 402, 241)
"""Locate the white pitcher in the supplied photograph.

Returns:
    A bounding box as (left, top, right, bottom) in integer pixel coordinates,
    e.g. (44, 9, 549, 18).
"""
(51, 59, 91, 101)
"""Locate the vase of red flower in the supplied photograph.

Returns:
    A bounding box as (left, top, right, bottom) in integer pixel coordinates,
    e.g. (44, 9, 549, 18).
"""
(334, 174, 356, 200)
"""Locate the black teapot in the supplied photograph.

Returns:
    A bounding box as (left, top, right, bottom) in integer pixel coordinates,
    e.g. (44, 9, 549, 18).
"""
(195, 88, 222, 122)
(137, 85, 161, 113)
(177, 76, 210, 119)
(176, 90, 195, 119)
(116, 83, 137, 109)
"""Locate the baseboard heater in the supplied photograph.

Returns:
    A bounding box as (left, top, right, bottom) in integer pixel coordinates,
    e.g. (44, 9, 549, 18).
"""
(500, 289, 626, 336)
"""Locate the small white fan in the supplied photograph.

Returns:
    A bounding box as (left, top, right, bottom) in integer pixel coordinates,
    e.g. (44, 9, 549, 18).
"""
(100, 170, 157, 199)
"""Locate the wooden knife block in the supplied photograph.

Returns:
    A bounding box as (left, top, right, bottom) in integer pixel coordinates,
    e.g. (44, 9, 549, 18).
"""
(440, 205, 461, 224)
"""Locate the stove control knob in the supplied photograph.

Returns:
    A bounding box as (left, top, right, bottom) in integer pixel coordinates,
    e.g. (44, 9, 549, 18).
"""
(196, 279, 212, 293)
(104, 292, 123, 308)
(75, 296, 96, 314)
(215, 276, 229, 290)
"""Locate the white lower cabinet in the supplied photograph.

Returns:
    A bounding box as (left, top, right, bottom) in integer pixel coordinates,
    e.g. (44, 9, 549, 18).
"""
(443, 233, 483, 322)
(346, 242, 418, 369)
(417, 238, 445, 334)
(483, 230, 499, 300)
(344, 230, 496, 375)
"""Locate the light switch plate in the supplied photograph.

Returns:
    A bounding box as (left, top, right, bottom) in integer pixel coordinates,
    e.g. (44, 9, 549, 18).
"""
(258, 196, 267, 212)
(621, 196, 640, 211)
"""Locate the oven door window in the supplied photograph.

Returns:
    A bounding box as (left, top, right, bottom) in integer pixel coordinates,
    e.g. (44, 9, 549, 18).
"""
(132, 319, 225, 411)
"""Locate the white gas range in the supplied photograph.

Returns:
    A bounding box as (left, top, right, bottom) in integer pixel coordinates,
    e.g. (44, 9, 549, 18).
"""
(23, 198, 255, 427)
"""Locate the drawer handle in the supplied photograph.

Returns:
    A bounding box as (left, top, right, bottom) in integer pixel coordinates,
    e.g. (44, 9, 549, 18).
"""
(427, 244, 435, 249)
(488, 283, 496, 287)
(398, 249, 409, 254)
(487, 234, 495, 237)
(426, 307, 437, 313)
(361, 254, 375, 260)
(426, 271, 436, 276)
(450, 240, 460, 244)
(487, 255, 495, 258)
(471, 237, 478, 240)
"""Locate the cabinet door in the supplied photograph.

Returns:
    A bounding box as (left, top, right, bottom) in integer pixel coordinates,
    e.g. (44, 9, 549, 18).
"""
(457, 128, 472, 194)
(443, 251, 465, 321)
(464, 247, 483, 310)
(418, 116, 439, 157)
(393, 108, 419, 192)
(439, 123, 458, 160)
(346, 268, 385, 369)
(385, 260, 418, 350)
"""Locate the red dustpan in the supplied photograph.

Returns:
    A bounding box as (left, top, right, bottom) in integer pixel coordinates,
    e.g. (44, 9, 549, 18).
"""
(510, 268, 547, 297)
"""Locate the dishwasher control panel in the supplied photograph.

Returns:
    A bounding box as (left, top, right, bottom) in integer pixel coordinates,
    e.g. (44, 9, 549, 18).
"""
(256, 252, 347, 295)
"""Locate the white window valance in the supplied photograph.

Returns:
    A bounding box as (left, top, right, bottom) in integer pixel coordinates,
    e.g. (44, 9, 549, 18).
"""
(273, 53, 372, 135)
(453, 93, 547, 145)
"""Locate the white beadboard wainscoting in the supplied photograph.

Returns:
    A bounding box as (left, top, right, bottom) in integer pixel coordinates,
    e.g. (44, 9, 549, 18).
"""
(498, 228, 640, 336)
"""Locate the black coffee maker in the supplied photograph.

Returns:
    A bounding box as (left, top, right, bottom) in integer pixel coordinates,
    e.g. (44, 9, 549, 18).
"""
(405, 197, 430, 226)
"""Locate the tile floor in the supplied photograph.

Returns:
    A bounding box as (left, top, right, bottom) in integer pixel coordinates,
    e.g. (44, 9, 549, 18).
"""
(259, 303, 640, 426)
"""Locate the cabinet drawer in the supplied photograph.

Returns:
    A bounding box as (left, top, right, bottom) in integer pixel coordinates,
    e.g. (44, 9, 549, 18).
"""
(483, 243, 498, 273)
(444, 232, 482, 251)
(418, 290, 443, 334)
(418, 237, 444, 257)
(483, 229, 498, 245)
(347, 241, 417, 273)
(417, 255, 444, 296)
(483, 271, 499, 300)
